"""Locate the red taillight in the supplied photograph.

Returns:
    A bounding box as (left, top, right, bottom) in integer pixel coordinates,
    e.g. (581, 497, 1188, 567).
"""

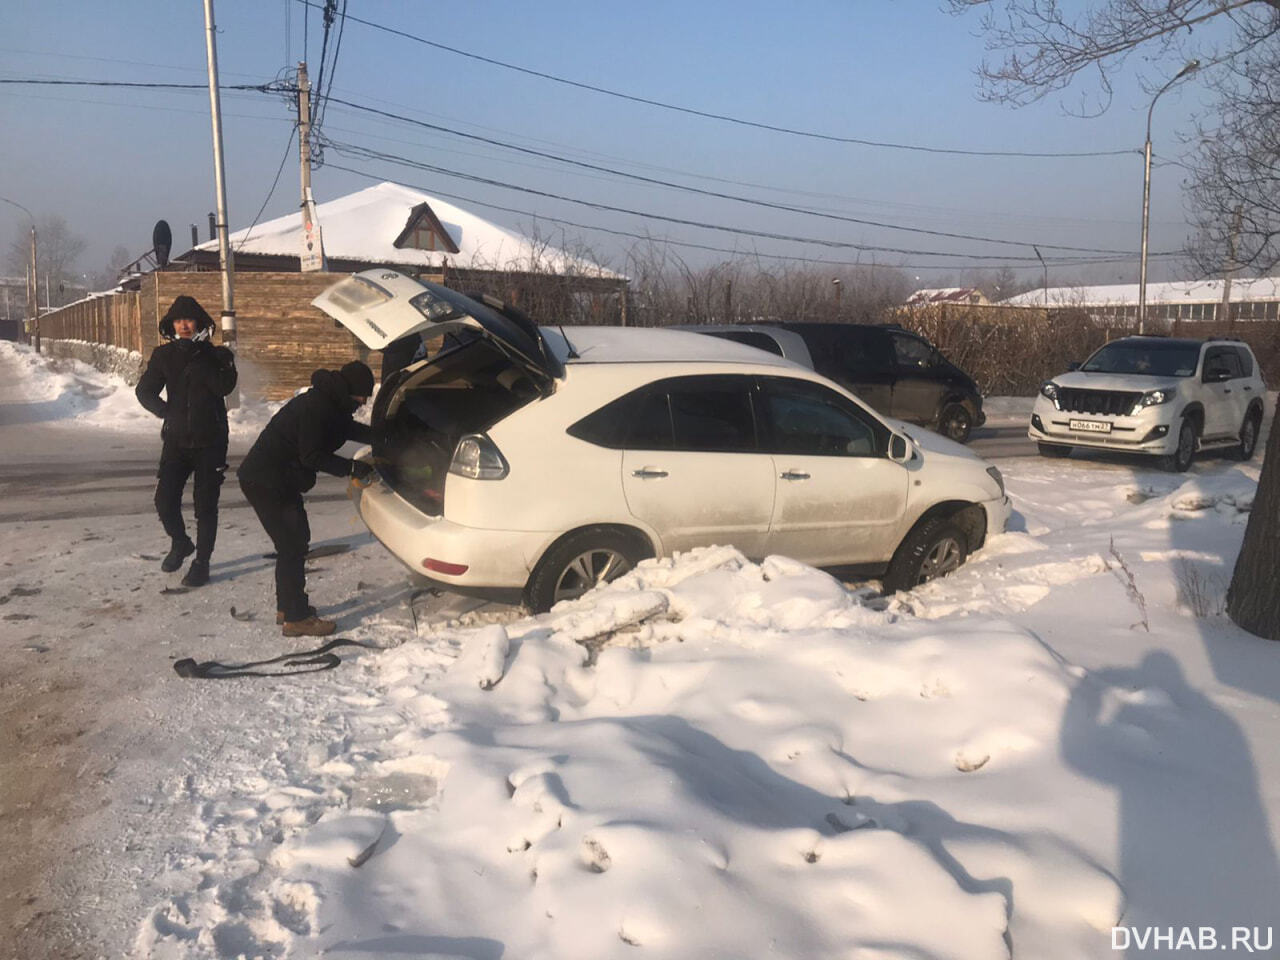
(422, 558, 468, 576)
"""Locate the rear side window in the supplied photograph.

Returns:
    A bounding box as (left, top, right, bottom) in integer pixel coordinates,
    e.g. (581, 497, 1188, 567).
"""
(568, 375, 757, 452)
(798, 326, 897, 381)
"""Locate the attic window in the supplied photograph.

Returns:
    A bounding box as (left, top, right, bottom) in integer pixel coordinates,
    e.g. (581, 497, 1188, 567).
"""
(393, 202, 461, 255)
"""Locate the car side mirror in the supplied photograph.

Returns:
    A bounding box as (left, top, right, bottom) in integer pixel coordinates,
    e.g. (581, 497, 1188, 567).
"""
(888, 432, 912, 464)
(1067, 361, 1081, 372)
(1203, 367, 1231, 383)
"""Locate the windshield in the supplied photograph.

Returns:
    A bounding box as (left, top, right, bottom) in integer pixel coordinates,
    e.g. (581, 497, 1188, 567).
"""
(1080, 341, 1200, 377)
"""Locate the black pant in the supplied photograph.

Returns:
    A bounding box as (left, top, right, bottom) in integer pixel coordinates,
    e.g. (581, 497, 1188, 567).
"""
(155, 443, 227, 562)
(239, 480, 312, 621)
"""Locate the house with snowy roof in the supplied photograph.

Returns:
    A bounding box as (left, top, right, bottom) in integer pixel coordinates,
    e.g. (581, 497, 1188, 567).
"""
(1000, 277, 1280, 325)
(905, 287, 988, 306)
(174, 181, 628, 324)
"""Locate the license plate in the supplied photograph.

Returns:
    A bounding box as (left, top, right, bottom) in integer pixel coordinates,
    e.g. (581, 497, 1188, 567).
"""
(1069, 419, 1112, 434)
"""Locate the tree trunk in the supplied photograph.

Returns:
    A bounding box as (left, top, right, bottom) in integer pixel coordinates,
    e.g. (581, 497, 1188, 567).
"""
(1227, 412, 1280, 640)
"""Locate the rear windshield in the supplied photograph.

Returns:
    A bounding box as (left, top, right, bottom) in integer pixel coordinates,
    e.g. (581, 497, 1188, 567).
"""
(1080, 341, 1200, 377)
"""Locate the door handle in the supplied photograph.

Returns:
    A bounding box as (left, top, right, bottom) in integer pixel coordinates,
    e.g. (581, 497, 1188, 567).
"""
(1224, 388, 1232, 394)
(780, 470, 810, 481)
(632, 468, 668, 479)
(1244, 385, 1253, 392)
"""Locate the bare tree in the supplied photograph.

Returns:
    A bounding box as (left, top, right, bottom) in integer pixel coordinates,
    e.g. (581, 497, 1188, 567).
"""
(5, 215, 88, 307)
(949, 0, 1280, 641)
(947, 0, 1280, 273)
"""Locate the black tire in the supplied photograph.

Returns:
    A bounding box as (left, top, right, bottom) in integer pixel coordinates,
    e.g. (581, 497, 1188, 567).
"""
(1233, 410, 1261, 462)
(882, 517, 969, 594)
(1160, 417, 1196, 472)
(524, 527, 653, 613)
(938, 403, 973, 444)
(1037, 442, 1072, 458)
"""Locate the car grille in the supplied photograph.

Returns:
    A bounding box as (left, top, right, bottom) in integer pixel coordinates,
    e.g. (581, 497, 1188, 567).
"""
(1056, 388, 1143, 416)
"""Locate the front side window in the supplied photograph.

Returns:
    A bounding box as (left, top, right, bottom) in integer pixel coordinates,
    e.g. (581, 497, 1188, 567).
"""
(891, 333, 935, 370)
(1203, 347, 1242, 380)
(1234, 347, 1255, 378)
(759, 377, 881, 457)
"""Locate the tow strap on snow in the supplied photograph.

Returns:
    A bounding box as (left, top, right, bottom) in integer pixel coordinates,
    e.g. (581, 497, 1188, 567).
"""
(172, 638, 379, 679)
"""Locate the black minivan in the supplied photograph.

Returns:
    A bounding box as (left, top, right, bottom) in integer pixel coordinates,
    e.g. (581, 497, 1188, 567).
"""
(679, 322, 985, 443)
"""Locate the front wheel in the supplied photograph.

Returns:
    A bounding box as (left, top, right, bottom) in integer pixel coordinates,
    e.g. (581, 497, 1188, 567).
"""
(883, 517, 969, 594)
(938, 403, 974, 444)
(524, 527, 653, 613)
(1160, 417, 1196, 472)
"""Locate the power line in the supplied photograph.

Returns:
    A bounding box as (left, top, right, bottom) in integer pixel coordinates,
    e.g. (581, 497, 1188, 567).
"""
(321, 148, 1162, 264)
(325, 161, 1178, 271)
(321, 95, 1144, 255)
(295, 0, 1134, 160)
(237, 127, 298, 250)
(0, 78, 275, 91)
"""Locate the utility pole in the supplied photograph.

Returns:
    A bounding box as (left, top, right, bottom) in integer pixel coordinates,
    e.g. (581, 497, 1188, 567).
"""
(203, 0, 238, 405)
(30, 227, 39, 352)
(297, 61, 326, 272)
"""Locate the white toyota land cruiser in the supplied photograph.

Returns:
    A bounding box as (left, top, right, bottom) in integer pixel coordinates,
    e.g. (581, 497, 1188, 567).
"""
(1030, 336, 1266, 472)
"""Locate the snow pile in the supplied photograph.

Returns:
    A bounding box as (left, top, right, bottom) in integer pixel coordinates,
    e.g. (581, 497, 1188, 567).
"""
(138, 549, 1135, 960)
(1, 340, 280, 439)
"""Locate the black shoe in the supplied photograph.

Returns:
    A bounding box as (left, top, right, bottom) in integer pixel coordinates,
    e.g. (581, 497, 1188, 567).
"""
(161, 538, 196, 573)
(181, 559, 210, 588)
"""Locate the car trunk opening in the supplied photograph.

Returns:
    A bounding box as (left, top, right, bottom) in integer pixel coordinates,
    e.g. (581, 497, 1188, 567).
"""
(372, 336, 541, 516)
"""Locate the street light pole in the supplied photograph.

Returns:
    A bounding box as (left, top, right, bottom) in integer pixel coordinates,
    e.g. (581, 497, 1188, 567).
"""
(1, 197, 38, 352)
(1139, 60, 1198, 335)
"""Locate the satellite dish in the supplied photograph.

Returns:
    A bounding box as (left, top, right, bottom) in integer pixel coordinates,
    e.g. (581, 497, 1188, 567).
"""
(152, 220, 173, 268)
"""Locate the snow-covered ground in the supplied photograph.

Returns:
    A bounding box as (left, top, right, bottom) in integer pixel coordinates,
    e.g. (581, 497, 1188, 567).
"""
(2, 342, 1277, 959)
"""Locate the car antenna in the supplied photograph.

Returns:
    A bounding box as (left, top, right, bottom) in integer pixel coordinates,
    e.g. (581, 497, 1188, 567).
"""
(559, 324, 580, 359)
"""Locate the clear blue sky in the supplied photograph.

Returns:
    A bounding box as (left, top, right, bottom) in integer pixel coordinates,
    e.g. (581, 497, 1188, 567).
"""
(0, 0, 1207, 290)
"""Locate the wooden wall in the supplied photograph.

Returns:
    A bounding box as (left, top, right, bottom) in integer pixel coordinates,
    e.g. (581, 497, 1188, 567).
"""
(39, 271, 451, 401)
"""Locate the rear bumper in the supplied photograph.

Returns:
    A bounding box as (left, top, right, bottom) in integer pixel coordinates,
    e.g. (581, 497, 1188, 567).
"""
(354, 479, 554, 592)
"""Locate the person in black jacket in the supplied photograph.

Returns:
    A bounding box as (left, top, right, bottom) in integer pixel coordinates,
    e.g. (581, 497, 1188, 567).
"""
(135, 295, 237, 587)
(237, 361, 376, 637)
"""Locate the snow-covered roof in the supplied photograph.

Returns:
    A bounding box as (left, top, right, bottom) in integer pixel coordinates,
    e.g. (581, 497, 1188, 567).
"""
(905, 287, 988, 305)
(189, 182, 624, 280)
(1002, 276, 1280, 307)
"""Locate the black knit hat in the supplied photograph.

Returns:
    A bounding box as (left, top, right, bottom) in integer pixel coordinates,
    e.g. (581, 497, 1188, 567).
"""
(159, 295, 214, 339)
(339, 360, 375, 398)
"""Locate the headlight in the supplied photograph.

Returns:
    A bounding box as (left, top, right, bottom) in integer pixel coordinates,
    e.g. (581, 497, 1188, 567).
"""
(1130, 388, 1175, 415)
(1039, 381, 1060, 407)
(986, 466, 1005, 496)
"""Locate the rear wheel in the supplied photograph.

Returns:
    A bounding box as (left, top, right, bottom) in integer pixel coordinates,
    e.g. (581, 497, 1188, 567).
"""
(1037, 442, 1072, 458)
(1160, 417, 1196, 472)
(1233, 410, 1261, 461)
(883, 517, 969, 594)
(938, 403, 973, 444)
(525, 527, 653, 613)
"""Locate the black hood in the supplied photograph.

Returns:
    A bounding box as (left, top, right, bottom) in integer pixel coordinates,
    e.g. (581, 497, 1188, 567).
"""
(159, 295, 215, 340)
(311, 368, 359, 411)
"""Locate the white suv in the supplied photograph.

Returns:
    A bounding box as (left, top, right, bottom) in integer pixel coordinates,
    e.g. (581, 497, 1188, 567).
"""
(314, 271, 1011, 611)
(1030, 336, 1266, 471)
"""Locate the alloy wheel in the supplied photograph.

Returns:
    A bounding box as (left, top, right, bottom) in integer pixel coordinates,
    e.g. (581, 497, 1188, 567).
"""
(916, 536, 964, 584)
(552, 548, 632, 603)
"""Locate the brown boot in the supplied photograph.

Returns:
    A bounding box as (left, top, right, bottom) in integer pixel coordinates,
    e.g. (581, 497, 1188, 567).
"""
(282, 615, 336, 638)
(277, 606, 317, 625)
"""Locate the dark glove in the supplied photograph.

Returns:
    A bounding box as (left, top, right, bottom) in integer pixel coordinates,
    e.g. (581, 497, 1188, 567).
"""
(350, 460, 376, 484)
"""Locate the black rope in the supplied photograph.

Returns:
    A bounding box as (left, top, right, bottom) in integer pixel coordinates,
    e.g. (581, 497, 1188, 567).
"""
(173, 637, 379, 679)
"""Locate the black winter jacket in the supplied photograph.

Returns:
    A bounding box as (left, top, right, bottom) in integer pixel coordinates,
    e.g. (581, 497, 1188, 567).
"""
(237, 369, 374, 493)
(135, 338, 237, 449)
